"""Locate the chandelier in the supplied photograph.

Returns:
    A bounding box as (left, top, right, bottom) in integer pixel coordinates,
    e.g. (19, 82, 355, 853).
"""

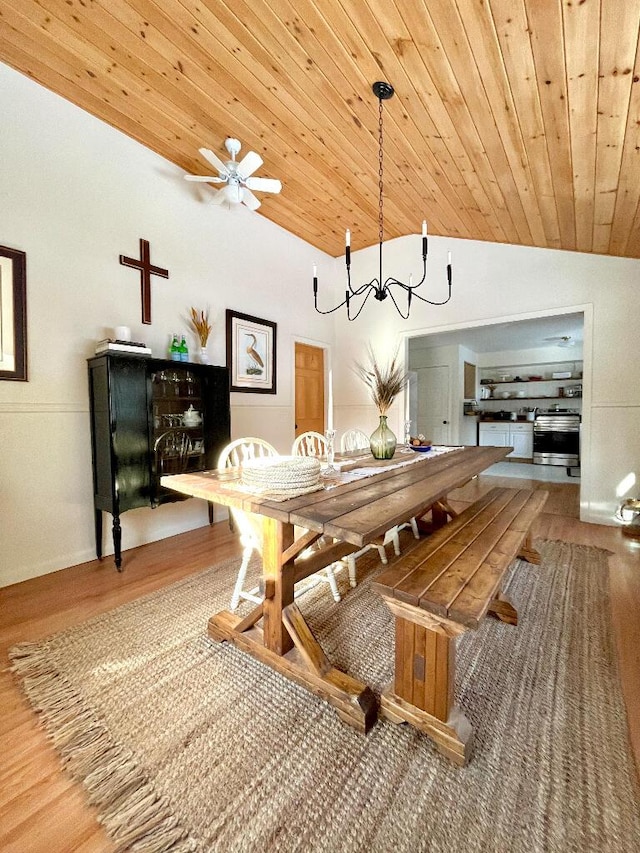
(313, 82, 452, 321)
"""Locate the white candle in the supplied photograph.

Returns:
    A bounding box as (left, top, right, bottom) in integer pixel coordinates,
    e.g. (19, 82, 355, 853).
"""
(327, 369, 334, 432)
(448, 251, 452, 264)
(313, 263, 317, 277)
(345, 229, 351, 248)
(405, 380, 410, 423)
(422, 220, 427, 237)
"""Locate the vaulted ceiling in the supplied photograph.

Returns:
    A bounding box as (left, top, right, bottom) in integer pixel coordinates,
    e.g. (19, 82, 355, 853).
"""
(1, 1, 640, 259)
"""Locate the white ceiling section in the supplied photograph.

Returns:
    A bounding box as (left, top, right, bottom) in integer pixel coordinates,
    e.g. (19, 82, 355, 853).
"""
(408, 312, 585, 353)
(1, 1, 639, 259)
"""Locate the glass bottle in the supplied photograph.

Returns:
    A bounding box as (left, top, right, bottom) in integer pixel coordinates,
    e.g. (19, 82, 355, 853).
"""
(170, 334, 181, 361)
(179, 335, 189, 362)
(370, 415, 397, 460)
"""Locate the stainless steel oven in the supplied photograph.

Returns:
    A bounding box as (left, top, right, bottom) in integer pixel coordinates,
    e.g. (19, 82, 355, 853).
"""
(533, 409, 580, 467)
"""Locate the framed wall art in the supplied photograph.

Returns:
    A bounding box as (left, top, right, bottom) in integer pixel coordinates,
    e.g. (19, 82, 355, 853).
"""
(0, 245, 27, 382)
(226, 309, 277, 394)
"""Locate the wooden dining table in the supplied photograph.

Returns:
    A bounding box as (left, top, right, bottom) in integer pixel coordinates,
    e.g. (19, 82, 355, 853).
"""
(161, 444, 510, 733)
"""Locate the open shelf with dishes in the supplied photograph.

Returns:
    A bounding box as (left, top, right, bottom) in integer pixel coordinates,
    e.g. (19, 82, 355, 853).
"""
(479, 360, 582, 402)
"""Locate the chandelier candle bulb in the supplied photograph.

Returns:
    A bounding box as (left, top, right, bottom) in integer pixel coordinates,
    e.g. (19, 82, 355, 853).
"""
(422, 220, 427, 237)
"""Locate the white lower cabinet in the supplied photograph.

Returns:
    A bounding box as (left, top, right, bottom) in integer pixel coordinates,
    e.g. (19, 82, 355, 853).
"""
(479, 422, 533, 459)
(478, 422, 510, 448)
(509, 423, 534, 459)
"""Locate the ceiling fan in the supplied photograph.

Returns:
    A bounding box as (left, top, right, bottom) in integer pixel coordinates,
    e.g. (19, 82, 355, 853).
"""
(544, 335, 576, 347)
(184, 138, 282, 210)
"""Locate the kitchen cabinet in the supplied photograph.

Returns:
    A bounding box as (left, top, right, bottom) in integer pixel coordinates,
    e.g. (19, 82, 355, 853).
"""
(88, 352, 230, 569)
(478, 422, 511, 448)
(509, 423, 534, 459)
(479, 422, 533, 460)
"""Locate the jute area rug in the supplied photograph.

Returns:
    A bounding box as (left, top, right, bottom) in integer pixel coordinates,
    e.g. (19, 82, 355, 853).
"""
(10, 540, 640, 853)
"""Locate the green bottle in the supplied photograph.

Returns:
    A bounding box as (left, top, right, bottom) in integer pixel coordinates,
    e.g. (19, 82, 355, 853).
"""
(170, 333, 181, 361)
(179, 335, 189, 362)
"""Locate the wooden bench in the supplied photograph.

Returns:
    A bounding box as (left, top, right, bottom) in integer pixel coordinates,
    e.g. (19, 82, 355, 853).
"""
(372, 486, 549, 765)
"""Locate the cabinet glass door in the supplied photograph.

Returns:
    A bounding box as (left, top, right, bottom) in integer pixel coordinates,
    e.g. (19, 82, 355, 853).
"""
(150, 367, 206, 480)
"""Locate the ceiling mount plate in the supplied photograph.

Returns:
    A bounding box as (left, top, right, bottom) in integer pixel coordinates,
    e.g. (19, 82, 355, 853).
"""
(372, 81, 394, 101)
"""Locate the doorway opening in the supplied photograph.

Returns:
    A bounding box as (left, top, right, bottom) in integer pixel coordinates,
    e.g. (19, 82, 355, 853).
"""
(404, 308, 589, 496)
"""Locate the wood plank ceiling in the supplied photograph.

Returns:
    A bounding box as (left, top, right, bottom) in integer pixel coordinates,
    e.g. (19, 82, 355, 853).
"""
(1, 0, 639, 259)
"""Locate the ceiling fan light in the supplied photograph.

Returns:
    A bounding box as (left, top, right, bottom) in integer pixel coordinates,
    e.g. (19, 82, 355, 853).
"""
(224, 182, 243, 204)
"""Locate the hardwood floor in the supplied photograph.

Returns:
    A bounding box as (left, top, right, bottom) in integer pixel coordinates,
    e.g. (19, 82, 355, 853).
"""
(0, 478, 638, 851)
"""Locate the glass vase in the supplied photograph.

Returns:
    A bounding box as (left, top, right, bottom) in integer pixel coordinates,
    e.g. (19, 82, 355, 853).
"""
(370, 415, 397, 460)
(198, 345, 210, 364)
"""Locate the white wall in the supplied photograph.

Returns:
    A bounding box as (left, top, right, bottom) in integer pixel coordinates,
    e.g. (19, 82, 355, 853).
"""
(0, 63, 336, 586)
(330, 233, 640, 526)
(2, 60, 639, 586)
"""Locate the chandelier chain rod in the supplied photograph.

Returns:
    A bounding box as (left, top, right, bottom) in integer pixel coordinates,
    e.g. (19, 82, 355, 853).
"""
(378, 97, 384, 247)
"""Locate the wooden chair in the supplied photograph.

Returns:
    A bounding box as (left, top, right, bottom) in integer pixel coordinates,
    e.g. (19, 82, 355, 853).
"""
(219, 437, 344, 609)
(292, 431, 327, 458)
(220, 436, 279, 469)
(218, 438, 279, 610)
(340, 428, 370, 452)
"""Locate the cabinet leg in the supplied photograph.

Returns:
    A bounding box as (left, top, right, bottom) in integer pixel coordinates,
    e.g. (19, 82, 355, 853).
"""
(94, 509, 103, 560)
(112, 514, 123, 572)
(208, 502, 214, 525)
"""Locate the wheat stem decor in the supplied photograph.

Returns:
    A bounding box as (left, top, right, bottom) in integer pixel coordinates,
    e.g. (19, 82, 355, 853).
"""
(354, 344, 408, 416)
(188, 307, 212, 347)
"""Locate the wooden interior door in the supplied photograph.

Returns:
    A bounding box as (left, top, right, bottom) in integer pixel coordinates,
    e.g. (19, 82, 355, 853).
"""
(295, 343, 325, 437)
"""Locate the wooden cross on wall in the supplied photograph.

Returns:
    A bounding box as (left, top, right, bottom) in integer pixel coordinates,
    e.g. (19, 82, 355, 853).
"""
(119, 238, 169, 325)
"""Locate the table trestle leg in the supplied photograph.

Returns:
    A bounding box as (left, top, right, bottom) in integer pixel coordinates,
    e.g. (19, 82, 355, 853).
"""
(208, 517, 377, 733)
(380, 615, 473, 766)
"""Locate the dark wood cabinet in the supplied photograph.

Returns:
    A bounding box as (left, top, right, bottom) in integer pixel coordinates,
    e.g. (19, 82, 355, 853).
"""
(88, 353, 230, 569)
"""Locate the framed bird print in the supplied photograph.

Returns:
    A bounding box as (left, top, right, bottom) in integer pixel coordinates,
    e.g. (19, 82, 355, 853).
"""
(226, 309, 277, 394)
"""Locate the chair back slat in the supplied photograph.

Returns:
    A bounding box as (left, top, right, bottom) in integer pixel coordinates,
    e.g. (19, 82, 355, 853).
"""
(340, 428, 370, 453)
(218, 437, 278, 470)
(292, 431, 327, 458)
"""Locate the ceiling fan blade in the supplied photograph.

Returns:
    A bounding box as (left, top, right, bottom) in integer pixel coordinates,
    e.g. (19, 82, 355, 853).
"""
(236, 150, 263, 179)
(198, 147, 228, 174)
(241, 188, 261, 210)
(184, 175, 225, 183)
(244, 177, 282, 194)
